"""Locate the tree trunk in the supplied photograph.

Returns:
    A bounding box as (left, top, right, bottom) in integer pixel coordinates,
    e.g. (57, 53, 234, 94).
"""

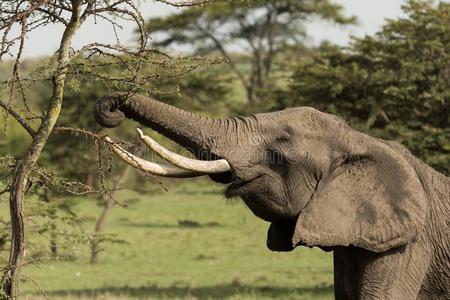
(43, 191, 58, 256)
(90, 163, 133, 264)
(85, 173, 95, 188)
(245, 85, 255, 107)
(0, 4, 81, 298)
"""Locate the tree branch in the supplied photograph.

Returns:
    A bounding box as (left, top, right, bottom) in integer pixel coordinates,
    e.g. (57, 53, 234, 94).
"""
(36, 8, 69, 25)
(0, 101, 36, 137)
(155, 0, 225, 7)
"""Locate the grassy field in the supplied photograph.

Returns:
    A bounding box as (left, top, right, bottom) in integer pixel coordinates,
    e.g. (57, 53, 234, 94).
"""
(6, 181, 333, 299)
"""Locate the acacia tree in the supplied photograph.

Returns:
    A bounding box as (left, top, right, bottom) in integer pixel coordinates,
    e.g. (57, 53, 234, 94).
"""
(0, 1, 146, 297)
(287, 0, 450, 175)
(0, 0, 226, 298)
(148, 0, 356, 111)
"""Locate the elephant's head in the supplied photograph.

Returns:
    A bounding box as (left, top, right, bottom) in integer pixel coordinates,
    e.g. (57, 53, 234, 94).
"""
(94, 92, 427, 253)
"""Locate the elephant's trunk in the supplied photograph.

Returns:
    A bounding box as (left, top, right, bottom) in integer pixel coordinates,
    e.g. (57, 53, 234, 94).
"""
(94, 92, 223, 157)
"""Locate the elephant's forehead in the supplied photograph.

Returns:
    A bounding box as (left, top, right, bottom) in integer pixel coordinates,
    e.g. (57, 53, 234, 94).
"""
(255, 107, 347, 132)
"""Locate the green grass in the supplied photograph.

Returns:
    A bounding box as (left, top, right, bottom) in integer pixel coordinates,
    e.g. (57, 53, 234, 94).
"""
(8, 181, 333, 299)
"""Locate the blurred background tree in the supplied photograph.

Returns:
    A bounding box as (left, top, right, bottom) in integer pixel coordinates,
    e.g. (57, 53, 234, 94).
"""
(147, 0, 356, 112)
(285, 0, 450, 175)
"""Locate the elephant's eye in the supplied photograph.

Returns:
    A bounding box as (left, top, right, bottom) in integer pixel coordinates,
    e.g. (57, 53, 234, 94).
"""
(275, 133, 290, 144)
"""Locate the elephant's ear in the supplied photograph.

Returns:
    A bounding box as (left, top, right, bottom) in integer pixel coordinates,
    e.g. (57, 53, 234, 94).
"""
(292, 142, 427, 253)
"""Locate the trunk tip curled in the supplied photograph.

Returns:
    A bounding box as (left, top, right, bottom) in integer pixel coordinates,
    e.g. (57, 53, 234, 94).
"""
(93, 93, 127, 128)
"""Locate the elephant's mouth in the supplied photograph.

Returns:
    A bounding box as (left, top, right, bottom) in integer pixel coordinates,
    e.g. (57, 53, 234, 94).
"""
(225, 174, 265, 198)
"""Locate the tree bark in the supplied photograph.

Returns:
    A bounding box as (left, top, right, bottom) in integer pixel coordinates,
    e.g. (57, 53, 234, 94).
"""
(85, 173, 95, 187)
(1, 3, 82, 298)
(43, 191, 58, 256)
(90, 163, 133, 264)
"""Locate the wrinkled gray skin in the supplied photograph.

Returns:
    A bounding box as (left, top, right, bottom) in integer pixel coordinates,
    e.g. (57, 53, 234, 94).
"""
(94, 93, 450, 299)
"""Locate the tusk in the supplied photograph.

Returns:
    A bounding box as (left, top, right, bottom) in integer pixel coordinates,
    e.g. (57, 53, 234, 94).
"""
(137, 128, 232, 174)
(104, 137, 203, 178)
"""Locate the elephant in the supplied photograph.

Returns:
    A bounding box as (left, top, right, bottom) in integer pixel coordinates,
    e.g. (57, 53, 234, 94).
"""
(94, 92, 450, 299)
